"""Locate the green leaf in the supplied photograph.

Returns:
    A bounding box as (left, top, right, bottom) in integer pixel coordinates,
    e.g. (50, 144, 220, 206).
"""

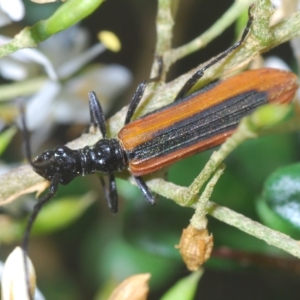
(259, 163, 300, 231)
(160, 270, 203, 300)
(97, 238, 179, 289)
(0, 0, 105, 57)
(31, 192, 95, 235)
(44, 0, 105, 36)
(256, 196, 300, 237)
(24, 0, 105, 42)
(233, 133, 297, 188)
(0, 215, 23, 244)
(246, 103, 292, 131)
(0, 126, 17, 155)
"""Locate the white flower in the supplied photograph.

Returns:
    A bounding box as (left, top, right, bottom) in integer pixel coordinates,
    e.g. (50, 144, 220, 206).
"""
(263, 56, 291, 71)
(1, 247, 42, 300)
(270, 0, 300, 24)
(0, 25, 131, 149)
(0, 0, 24, 26)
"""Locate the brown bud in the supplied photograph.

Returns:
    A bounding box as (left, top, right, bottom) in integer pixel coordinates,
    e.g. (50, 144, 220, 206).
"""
(176, 225, 213, 271)
(108, 273, 151, 300)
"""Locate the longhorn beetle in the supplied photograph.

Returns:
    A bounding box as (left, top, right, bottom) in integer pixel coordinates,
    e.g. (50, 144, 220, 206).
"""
(20, 5, 298, 299)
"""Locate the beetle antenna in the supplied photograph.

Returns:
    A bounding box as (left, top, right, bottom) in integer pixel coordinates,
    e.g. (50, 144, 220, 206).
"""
(22, 177, 59, 300)
(19, 102, 36, 168)
(19, 102, 60, 299)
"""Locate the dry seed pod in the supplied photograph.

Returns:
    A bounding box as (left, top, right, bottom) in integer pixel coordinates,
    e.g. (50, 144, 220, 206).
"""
(108, 273, 151, 300)
(176, 225, 213, 271)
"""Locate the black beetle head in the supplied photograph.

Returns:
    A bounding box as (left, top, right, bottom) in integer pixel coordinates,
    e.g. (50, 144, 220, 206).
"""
(33, 145, 79, 185)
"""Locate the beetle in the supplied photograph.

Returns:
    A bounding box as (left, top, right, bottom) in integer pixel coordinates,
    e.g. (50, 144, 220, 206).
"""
(19, 6, 298, 299)
(20, 3, 299, 252)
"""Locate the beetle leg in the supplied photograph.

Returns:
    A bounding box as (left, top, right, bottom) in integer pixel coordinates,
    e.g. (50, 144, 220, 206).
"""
(125, 56, 163, 125)
(88, 91, 107, 138)
(174, 5, 254, 101)
(134, 176, 156, 205)
(99, 174, 118, 213)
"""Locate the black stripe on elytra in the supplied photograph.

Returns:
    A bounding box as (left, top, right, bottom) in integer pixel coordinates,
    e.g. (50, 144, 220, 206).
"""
(128, 89, 268, 161)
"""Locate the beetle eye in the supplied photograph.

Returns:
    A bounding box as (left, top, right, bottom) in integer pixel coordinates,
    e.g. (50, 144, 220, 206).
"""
(42, 151, 52, 160)
(54, 146, 69, 157)
(55, 147, 64, 154)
